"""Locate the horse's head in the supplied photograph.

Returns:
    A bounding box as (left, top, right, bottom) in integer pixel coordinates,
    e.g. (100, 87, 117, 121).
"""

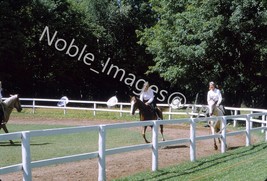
(10, 94, 22, 112)
(130, 96, 138, 115)
(208, 100, 223, 116)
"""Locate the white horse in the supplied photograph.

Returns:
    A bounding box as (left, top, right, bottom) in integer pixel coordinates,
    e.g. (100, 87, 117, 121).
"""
(208, 100, 224, 150)
(0, 94, 22, 144)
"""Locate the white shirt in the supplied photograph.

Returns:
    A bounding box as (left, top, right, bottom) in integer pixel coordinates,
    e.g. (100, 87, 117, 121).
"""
(207, 88, 222, 106)
(140, 88, 154, 104)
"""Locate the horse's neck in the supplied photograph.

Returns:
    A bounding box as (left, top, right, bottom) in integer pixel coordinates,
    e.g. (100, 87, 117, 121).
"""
(136, 99, 147, 113)
(214, 107, 223, 116)
(3, 97, 15, 115)
(4, 97, 14, 107)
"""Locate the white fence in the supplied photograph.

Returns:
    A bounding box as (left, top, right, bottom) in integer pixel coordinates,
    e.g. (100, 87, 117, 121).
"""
(5, 97, 267, 127)
(1, 112, 267, 181)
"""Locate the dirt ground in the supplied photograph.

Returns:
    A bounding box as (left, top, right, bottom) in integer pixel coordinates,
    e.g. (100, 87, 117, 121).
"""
(0, 117, 258, 181)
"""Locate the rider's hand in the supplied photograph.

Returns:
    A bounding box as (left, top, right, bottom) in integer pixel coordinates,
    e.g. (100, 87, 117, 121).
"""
(145, 102, 149, 105)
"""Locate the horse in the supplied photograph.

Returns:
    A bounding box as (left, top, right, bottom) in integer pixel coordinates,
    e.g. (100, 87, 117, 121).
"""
(130, 96, 165, 143)
(208, 100, 224, 150)
(0, 94, 22, 144)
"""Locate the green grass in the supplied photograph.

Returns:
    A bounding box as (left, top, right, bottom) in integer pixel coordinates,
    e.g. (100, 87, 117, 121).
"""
(115, 142, 267, 181)
(0, 124, 146, 167)
(11, 107, 187, 121)
(2, 108, 266, 180)
(10, 107, 140, 121)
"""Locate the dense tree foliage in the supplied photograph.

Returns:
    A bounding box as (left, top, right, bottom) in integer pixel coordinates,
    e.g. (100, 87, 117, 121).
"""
(0, 0, 266, 107)
(139, 0, 267, 107)
(0, 0, 162, 101)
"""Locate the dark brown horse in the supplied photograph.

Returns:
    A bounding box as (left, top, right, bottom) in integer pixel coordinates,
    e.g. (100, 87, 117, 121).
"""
(130, 96, 165, 143)
(0, 95, 22, 144)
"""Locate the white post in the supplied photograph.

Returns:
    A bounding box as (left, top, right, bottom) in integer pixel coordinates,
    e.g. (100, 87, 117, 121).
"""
(168, 107, 172, 120)
(221, 116, 227, 153)
(190, 119, 196, 161)
(21, 131, 32, 181)
(63, 101, 67, 115)
(98, 125, 106, 181)
(233, 110, 237, 127)
(246, 115, 251, 146)
(250, 111, 253, 129)
(190, 105, 194, 119)
(261, 115, 265, 133)
(32, 100, 35, 114)
(94, 103, 96, 116)
(152, 121, 158, 171)
(120, 104, 123, 117)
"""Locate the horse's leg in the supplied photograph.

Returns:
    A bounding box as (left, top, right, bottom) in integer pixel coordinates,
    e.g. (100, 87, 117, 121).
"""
(160, 124, 165, 141)
(2, 124, 14, 145)
(210, 122, 218, 150)
(215, 120, 221, 147)
(156, 109, 165, 141)
(142, 126, 150, 143)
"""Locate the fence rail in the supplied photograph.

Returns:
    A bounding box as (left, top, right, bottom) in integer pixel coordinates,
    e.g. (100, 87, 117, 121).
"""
(1, 112, 267, 181)
(4, 97, 267, 127)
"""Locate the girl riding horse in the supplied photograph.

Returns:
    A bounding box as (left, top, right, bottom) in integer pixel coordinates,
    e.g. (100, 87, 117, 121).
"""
(207, 81, 224, 150)
(0, 95, 22, 144)
(131, 82, 165, 143)
(140, 82, 160, 119)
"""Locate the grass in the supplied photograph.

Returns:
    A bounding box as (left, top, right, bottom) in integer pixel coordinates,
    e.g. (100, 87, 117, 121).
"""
(2, 108, 266, 180)
(0, 108, 186, 168)
(10, 107, 188, 121)
(10, 107, 140, 121)
(0, 124, 146, 167)
(115, 142, 267, 181)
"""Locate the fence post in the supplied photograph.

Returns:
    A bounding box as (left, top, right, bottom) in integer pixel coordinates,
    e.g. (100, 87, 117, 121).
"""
(221, 116, 227, 153)
(190, 105, 194, 119)
(190, 118, 196, 162)
(152, 121, 159, 171)
(63, 101, 67, 115)
(246, 115, 251, 146)
(32, 100, 35, 114)
(168, 107, 172, 120)
(98, 125, 106, 181)
(94, 103, 96, 116)
(120, 104, 123, 117)
(249, 111, 254, 129)
(21, 131, 32, 181)
(233, 110, 237, 127)
(261, 115, 265, 133)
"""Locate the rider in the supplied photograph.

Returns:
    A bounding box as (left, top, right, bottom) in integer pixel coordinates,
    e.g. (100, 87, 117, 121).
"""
(207, 81, 222, 116)
(139, 82, 159, 119)
(204, 81, 222, 127)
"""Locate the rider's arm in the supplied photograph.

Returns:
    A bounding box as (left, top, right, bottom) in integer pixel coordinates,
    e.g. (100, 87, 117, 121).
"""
(146, 89, 154, 104)
(217, 89, 222, 106)
(140, 92, 144, 102)
(207, 91, 210, 104)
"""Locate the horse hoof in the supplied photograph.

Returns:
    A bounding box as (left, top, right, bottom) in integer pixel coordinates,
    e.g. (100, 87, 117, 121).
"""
(214, 146, 218, 150)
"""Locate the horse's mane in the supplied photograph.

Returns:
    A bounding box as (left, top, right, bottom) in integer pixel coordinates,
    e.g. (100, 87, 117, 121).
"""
(134, 97, 147, 110)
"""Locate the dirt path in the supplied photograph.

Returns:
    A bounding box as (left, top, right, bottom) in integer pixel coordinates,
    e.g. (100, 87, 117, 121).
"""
(0, 118, 258, 181)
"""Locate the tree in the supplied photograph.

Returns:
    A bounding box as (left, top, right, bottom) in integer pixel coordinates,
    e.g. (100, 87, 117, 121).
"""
(139, 0, 267, 107)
